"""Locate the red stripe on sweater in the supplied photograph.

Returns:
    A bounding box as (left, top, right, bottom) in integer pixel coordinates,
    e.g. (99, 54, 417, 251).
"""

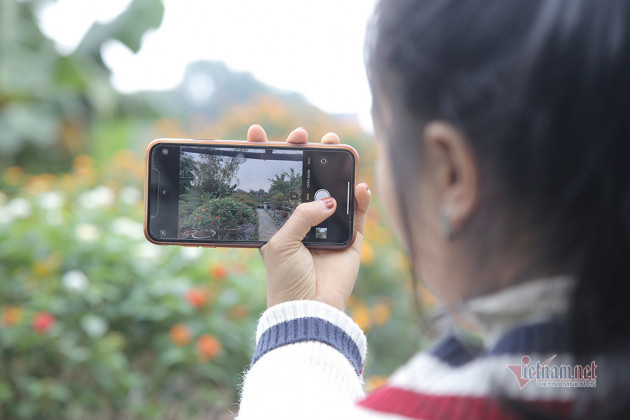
(357, 386, 573, 420)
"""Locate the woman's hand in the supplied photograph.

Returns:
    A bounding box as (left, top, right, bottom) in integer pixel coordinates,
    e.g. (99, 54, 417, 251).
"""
(247, 124, 372, 310)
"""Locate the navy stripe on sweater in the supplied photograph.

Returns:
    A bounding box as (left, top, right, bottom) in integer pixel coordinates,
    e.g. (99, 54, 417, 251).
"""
(430, 317, 570, 367)
(252, 317, 363, 375)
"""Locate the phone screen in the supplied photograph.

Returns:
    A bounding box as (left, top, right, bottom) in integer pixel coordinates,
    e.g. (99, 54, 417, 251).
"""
(146, 142, 356, 247)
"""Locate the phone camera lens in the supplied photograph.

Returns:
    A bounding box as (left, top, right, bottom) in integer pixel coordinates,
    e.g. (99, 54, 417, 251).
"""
(162, 148, 169, 155)
(320, 157, 328, 166)
(159, 228, 167, 236)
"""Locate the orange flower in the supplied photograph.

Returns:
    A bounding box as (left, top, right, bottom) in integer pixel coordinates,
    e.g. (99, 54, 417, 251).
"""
(3, 166, 24, 186)
(169, 323, 192, 346)
(351, 303, 371, 331)
(365, 375, 388, 393)
(185, 288, 209, 308)
(197, 334, 221, 361)
(210, 264, 228, 281)
(32, 312, 56, 334)
(1, 306, 22, 327)
(372, 303, 391, 326)
(360, 242, 375, 266)
(229, 303, 250, 320)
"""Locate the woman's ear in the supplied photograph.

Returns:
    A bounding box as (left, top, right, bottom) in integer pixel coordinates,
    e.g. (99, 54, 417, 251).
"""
(423, 121, 479, 236)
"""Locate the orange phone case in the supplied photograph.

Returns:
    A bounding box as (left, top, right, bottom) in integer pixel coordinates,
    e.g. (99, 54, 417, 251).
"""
(143, 138, 359, 249)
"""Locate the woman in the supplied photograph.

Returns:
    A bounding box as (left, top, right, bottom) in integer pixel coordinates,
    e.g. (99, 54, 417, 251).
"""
(237, 0, 630, 418)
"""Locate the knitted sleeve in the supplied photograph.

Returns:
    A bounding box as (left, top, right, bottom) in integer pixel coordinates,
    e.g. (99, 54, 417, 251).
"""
(237, 300, 368, 419)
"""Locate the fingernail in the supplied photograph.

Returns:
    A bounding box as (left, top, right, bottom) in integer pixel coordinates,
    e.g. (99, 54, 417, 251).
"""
(321, 197, 335, 209)
(361, 182, 370, 192)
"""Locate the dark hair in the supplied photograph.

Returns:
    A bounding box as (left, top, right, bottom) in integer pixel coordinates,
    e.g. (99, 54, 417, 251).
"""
(366, 0, 630, 418)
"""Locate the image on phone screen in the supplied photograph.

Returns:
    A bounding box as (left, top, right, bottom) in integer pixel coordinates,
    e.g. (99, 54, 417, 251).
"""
(147, 143, 355, 247)
(178, 147, 302, 241)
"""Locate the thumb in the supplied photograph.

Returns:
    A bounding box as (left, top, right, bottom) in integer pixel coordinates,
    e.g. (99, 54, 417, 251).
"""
(276, 198, 337, 242)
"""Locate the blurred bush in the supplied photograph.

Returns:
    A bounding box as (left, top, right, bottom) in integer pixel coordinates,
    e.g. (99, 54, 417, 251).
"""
(0, 0, 164, 173)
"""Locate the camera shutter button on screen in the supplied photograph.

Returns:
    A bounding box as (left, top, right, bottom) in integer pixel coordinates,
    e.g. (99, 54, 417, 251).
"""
(314, 189, 330, 201)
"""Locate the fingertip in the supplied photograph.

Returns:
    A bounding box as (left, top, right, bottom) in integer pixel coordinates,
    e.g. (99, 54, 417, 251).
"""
(355, 183, 372, 209)
(320, 196, 336, 211)
(321, 132, 340, 144)
(287, 127, 308, 144)
(247, 124, 268, 142)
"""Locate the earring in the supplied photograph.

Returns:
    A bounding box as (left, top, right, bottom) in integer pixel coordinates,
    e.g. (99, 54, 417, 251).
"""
(440, 211, 453, 241)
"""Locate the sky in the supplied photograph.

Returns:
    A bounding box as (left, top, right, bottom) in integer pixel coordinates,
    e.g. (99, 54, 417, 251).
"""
(38, 0, 378, 131)
(185, 148, 302, 192)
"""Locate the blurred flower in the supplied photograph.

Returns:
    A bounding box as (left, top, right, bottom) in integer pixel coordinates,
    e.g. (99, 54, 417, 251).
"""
(169, 323, 192, 346)
(72, 155, 95, 184)
(133, 243, 162, 261)
(365, 375, 388, 393)
(229, 303, 250, 320)
(81, 314, 108, 338)
(4, 197, 32, 220)
(75, 223, 100, 242)
(1, 306, 22, 327)
(2, 166, 24, 186)
(111, 217, 143, 240)
(360, 242, 375, 265)
(39, 191, 64, 210)
(26, 174, 57, 194)
(32, 312, 56, 334)
(351, 302, 371, 331)
(372, 303, 391, 326)
(197, 334, 221, 361)
(186, 288, 209, 308)
(33, 253, 62, 278)
(78, 186, 115, 209)
(119, 186, 142, 205)
(62, 270, 89, 292)
(210, 264, 228, 281)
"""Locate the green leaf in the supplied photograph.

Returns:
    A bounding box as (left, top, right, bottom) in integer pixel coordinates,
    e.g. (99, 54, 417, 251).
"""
(76, 0, 165, 55)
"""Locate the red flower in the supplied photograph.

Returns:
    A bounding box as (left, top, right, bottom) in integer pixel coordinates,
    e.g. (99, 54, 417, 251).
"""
(32, 312, 55, 333)
(186, 288, 209, 308)
(210, 264, 228, 281)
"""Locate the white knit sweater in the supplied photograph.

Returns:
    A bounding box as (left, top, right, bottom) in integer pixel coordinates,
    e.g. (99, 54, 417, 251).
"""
(237, 277, 592, 419)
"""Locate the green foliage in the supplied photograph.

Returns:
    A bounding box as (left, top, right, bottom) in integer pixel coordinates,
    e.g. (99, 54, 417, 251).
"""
(188, 197, 256, 231)
(268, 168, 300, 208)
(188, 153, 244, 198)
(269, 192, 288, 210)
(0, 0, 164, 172)
(232, 191, 257, 210)
(0, 169, 266, 419)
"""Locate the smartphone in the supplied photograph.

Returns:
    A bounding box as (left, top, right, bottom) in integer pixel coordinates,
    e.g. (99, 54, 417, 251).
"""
(144, 139, 358, 249)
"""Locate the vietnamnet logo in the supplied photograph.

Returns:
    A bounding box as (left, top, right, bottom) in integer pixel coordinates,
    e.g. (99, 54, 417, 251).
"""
(506, 355, 597, 389)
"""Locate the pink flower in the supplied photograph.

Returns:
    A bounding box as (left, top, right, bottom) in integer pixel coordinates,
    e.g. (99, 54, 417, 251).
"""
(32, 312, 56, 334)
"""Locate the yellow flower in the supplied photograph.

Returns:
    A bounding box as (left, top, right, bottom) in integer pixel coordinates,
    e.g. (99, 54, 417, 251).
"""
(33, 252, 62, 278)
(3, 166, 24, 186)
